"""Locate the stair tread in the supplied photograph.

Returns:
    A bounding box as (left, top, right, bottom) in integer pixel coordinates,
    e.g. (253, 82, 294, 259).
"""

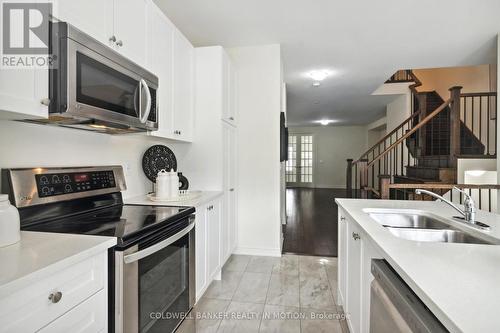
(406, 165, 455, 170)
(394, 175, 445, 183)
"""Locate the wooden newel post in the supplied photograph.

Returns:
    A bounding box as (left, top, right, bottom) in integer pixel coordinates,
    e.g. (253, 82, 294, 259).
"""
(379, 175, 391, 200)
(346, 159, 353, 198)
(417, 92, 427, 155)
(358, 159, 368, 199)
(449, 86, 462, 168)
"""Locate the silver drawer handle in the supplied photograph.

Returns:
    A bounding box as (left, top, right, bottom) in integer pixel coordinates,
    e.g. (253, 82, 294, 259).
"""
(109, 35, 116, 43)
(352, 232, 360, 241)
(116, 40, 123, 47)
(48, 291, 62, 303)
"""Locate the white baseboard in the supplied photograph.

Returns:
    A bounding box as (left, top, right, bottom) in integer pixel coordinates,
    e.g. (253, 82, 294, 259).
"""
(233, 247, 282, 257)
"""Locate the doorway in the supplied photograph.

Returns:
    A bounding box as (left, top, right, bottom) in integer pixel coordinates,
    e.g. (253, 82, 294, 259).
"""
(285, 134, 314, 187)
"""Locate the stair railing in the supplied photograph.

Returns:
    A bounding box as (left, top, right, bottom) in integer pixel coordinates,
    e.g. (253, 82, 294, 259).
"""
(381, 183, 500, 213)
(459, 92, 497, 156)
(346, 87, 458, 198)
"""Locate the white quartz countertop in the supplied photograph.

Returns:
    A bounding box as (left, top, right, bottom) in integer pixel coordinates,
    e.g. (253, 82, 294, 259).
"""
(0, 231, 116, 298)
(125, 191, 224, 208)
(335, 199, 500, 333)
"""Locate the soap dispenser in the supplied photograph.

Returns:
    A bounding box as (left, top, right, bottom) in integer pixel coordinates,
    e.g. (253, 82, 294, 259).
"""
(0, 194, 20, 247)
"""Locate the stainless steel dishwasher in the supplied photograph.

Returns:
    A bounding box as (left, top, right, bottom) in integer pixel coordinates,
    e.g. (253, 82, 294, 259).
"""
(370, 259, 449, 333)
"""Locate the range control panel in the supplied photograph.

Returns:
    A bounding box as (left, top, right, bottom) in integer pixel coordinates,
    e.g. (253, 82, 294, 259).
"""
(35, 170, 116, 198)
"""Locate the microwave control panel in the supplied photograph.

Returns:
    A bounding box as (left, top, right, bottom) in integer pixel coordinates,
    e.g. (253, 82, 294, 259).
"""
(35, 170, 116, 198)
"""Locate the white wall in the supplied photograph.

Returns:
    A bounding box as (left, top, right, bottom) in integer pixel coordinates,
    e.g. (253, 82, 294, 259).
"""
(289, 126, 368, 188)
(226, 45, 282, 257)
(0, 121, 188, 198)
(386, 94, 411, 132)
(414, 65, 493, 99)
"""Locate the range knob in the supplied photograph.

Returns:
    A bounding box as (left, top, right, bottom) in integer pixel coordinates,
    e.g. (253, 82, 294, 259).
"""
(41, 187, 50, 195)
(40, 176, 49, 185)
(63, 175, 71, 183)
(52, 175, 61, 184)
(64, 184, 73, 193)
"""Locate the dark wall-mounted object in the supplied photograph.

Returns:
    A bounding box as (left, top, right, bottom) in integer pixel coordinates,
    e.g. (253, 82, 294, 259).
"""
(142, 145, 177, 183)
(280, 112, 288, 162)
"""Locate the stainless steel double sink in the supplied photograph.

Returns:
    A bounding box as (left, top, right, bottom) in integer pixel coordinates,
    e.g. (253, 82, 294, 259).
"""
(365, 210, 497, 245)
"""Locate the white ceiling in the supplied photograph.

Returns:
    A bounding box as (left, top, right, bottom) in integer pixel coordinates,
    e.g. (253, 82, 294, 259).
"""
(154, 0, 500, 126)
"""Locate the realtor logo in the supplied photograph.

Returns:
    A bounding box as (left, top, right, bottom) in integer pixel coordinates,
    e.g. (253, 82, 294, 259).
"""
(1, 1, 53, 68)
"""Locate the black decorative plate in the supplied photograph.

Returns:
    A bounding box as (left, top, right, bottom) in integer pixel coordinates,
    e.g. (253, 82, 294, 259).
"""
(142, 145, 177, 183)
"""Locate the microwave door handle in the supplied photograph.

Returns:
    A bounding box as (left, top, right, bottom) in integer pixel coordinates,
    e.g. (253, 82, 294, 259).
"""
(139, 79, 152, 124)
(123, 220, 195, 264)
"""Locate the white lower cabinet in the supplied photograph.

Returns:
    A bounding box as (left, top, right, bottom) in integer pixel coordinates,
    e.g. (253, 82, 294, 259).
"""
(0, 252, 108, 333)
(38, 289, 106, 333)
(195, 198, 222, 301)
(338, 210, 382, 333)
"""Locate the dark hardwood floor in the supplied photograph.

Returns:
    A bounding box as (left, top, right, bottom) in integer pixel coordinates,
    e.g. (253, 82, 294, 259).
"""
(283, 187, 348, 257)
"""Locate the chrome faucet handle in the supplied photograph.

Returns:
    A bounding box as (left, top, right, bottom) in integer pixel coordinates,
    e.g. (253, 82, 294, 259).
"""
(452, 187, 475, 205)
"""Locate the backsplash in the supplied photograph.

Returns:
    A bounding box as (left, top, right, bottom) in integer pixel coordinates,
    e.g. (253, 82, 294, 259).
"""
(0, 121, 189, 199)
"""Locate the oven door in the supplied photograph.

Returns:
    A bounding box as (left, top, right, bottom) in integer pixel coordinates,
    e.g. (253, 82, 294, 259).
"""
(66, 38, 157, 131)
(115, 216, 195, 333)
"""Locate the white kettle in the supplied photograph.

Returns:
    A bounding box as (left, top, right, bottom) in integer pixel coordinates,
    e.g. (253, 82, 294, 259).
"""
(0, 194, 20, 247)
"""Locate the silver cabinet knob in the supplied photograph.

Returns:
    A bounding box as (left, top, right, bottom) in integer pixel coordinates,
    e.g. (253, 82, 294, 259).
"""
(229, 117, 234, 120)
(116, 40, 123, 47)
(352, 232, 360, 241)
(40, 98, 50, 106)
(48, 291, 63, 303)
(340, 216, 345, 221)
(229, 188, 235, 192)
(109, 35, 116, 43)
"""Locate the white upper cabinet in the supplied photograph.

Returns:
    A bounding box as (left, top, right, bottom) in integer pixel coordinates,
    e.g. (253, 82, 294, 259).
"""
(222, 53, 237, 126)
(54, 0, 113, 46)
(172, 30, 194, 141)
(147, 3, 175, 139)
(0, 68, 48, 120)
(112, 0, 148, 66)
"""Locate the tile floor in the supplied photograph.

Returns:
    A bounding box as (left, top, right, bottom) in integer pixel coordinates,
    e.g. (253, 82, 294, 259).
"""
(176, 254, 349, 333)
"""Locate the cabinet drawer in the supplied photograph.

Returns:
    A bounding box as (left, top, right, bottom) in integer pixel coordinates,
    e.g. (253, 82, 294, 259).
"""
(0, 252, 106, 332)
(38, 289, 106, 333)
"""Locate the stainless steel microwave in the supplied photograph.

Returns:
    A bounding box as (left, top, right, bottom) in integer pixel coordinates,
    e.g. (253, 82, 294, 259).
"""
(31, 22, 159, 134)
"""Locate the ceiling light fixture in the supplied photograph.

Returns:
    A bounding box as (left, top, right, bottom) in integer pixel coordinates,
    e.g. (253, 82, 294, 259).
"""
(312, 82, 321, 87)
(308, 70, 330, 81)
(318, 119, 334, 126)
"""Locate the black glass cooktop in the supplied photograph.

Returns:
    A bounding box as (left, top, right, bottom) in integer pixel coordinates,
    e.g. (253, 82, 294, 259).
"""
(22, 204, 195, 248)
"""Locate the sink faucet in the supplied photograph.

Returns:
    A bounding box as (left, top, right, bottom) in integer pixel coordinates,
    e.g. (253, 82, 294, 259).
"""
(415, 187, 476, 225)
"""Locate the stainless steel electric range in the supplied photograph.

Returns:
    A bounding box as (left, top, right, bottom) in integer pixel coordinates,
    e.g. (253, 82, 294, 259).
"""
(1, 166, 195, 333)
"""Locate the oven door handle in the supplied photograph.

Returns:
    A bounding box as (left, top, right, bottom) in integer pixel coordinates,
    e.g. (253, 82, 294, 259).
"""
(123, 221, 195, 264)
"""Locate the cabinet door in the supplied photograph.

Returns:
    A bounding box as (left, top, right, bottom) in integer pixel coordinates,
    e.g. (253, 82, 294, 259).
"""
(338, 210, 347, 307)
(172, 30, 194, 141)
(346, 221, 363, 333)
(0, 68, 47, 120)
(147, 4, 175, 139)
(207, 201, 221, 279)
(222, 52, 237, 125)
(54, 0, 113, 46)
(113, 0, 148, 66)
(222, 123, 237, 262)
(195, 206, 208, 300)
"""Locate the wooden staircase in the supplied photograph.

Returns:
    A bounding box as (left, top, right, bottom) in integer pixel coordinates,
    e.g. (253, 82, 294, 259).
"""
(346, 70, 498, 205)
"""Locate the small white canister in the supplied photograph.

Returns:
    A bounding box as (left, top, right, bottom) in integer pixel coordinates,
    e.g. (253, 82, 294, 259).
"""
(156, 169, 170, 199)
(0, 194, 20, 247)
